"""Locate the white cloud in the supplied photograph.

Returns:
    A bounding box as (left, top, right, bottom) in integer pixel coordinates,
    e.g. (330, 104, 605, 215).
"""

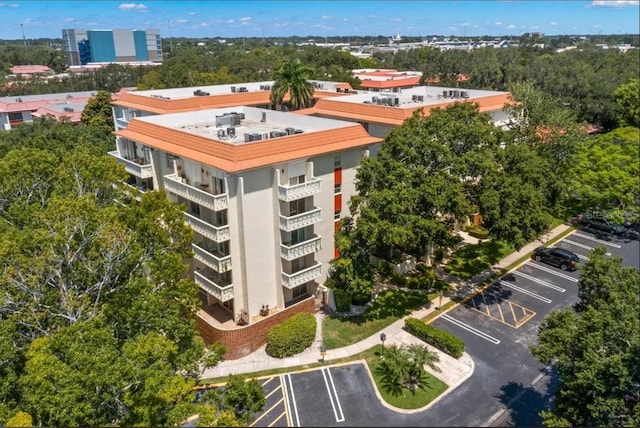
(389, 17, 402, 22)
(550, 21, 558, 25)
(188, 12, 196, 16)
(175, 19, 187, 24)
(240, 17, 251, 22)
(0, 2, 20, 7)
(505, 24, 516, 29)
(118, 3, 148, 11)
(495, 21, 503, 26)
(460, 22, 471, 26)
(591, 0, 639, 7)
(322, 15, 332, 20)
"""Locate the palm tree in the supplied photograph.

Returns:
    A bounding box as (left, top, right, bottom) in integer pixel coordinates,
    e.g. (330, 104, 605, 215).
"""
(376, 343, 441, 394)
(269, 59, 315, 111)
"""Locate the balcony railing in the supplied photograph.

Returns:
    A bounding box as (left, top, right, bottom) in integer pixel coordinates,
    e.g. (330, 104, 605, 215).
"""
(108, 151, 153, 178)
(192, 243, 232, 273)
(194, 270, 234, 302)
(281, 235, 322, 261)
(163, 174, 228, 211)
(279, 207, 322, 232)
(115, 117, 129, 129)
(278, 178, 321, 202)
(183, 212, 230, 243)
(282, 262, 322, 289)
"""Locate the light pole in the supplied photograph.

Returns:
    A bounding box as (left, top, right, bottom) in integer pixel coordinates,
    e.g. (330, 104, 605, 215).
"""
(380, 332, 386, 349)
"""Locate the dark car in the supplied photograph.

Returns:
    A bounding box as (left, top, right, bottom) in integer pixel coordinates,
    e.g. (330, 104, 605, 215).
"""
(532, 247, 579, 271)
(581, 216, 626, 235)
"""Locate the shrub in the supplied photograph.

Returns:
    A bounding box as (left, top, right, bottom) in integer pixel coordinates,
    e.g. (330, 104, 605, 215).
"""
(265, 312, 316, 358)
(333, 288, 351, 312)
(404, 317, 465, 358)
(465, 224, 490, 239)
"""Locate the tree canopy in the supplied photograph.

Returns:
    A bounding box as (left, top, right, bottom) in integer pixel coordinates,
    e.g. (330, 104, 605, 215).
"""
(0, 120, 233, 426)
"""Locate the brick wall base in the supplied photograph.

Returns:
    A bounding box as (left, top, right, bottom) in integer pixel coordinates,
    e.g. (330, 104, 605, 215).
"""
(196, 296, 316, 360)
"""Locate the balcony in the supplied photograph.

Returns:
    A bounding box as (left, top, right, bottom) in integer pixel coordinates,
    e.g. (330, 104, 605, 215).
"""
(184, 212, 230, 243)
(192, 242, 231, 273)
(194, 269, 234, 302)
(281, 235, 322, 261)
(163, 174, 228, 211)
(115, 117, 129, 129)
(108, 151, 153, 179)
(282, 262, 322, 289)
(279, 207, 322, 232)
(278, 178, 321, 202)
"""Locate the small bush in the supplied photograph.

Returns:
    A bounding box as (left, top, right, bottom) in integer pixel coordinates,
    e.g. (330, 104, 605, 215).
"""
(333, 289, 351, 312)
(465, 224, 490, 239)
(265, 312, 316, 358)
(404, 317, 465, 358)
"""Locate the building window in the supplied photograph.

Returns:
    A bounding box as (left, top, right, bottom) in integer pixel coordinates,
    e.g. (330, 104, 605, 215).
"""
(166, 153, 178, 169)
(291, 257, 307, 273)
(289, 174, 305, 186)
(334, 156, 341, 168)
(292, 283, 308, 299)
(289, 199, 306, 216)
(334, 211, 341, 220)
(291, 228, 307, 245)
(334, 183, 341, 194)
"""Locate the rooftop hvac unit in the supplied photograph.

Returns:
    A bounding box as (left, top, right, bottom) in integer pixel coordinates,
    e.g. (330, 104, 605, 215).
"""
(442, 90, 449, 98)
(372, 96, 379, 103)
(453, 90, 460, 98)
(238, 87, 248, 92)
(227, 127, 236, 138)
(270, 130, 287, 138)
(231, 114, 241, 126)
(394, 97, 399, 106)
(245, 133, 262, 142)
(449, 90, 454, 97)
(193, 89, 210, 96)
(259, 85, 265, 90)
(412, 94, 418, 101)
(285, 127, 296, 135)
(264, 85, 271, 90)
(417, 95, 424, 102)
(294, 129, 304, 134)
(217, 129, 226, 139)
(231, 86, 236, 93)
(63, 107, 74, 112)
(461, 91, 470, 99)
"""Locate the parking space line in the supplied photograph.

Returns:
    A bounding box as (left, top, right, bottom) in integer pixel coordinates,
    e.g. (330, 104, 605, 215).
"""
(250, 398, 285, 427)
(491, 290, 506, 321)
(562, 239, 611, 256)
(573, 232, 622, 248)
(441, 313, 501, 344)
(321, 368, 345, 423)
(265, 384, 282, 400)
(526, 262, 579, 282)
(480, 292, 492, 316)
(499, 280, 552, 303)
(282, 374, 300, 427)
(512, 271, 565, 292)
(269, 411, 288, 427)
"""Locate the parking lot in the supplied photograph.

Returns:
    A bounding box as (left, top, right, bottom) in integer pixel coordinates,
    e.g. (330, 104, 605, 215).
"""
(243, 227, 638, 427)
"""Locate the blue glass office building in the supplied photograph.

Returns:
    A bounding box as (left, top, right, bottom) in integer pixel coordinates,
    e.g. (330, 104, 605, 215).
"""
(63, 28, 163, 66)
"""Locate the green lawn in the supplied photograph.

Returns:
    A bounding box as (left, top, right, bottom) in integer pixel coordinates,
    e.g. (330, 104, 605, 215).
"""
(322, 289, 433, 349)
(444, 240, 514, 280)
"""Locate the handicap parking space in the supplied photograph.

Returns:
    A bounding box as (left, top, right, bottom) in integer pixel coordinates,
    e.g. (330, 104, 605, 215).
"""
(250, 376, 288, 427)
(462, 282, 536, 329)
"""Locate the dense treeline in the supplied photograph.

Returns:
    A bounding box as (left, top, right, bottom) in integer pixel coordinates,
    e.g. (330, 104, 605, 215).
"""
(2, 37, 638, 130)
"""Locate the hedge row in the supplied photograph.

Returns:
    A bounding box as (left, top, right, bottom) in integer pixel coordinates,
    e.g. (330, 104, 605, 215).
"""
(265, 312, 316, 358)
(404, 317, 465, 359)
(464, 225, 490, 239)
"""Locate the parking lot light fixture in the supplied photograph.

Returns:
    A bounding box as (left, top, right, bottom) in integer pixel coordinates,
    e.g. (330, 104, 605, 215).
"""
(380, 332, 386, 349)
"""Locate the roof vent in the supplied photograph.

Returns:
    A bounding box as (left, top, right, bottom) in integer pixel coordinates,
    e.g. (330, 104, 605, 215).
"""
(63, 107, 74, 112)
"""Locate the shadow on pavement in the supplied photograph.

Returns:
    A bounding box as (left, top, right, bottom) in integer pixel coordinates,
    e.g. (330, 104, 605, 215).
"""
(493, 368, 560, 427)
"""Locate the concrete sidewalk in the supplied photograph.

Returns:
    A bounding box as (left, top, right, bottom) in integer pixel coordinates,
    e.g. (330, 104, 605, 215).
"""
(200, 223, 574, 404)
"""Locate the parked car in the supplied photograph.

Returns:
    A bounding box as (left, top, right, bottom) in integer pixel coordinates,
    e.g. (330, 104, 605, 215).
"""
(581, 216, 626, 235)
(532, 247, 580, 271)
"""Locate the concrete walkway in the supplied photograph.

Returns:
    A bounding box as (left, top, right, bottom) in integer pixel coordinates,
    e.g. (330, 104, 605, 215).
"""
(200, 224, 574, 406)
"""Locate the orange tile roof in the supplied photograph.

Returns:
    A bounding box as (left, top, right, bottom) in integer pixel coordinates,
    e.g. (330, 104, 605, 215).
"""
(10, 65, 53, 75)
(358, 76, 421, 89)
(115, 118, 381, 173)
(298, 93, 512, 126)
(112, 86, 354, 114)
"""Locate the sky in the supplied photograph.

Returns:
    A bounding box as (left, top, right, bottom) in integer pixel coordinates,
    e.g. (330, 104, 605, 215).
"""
(1, 1, 639, 40)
